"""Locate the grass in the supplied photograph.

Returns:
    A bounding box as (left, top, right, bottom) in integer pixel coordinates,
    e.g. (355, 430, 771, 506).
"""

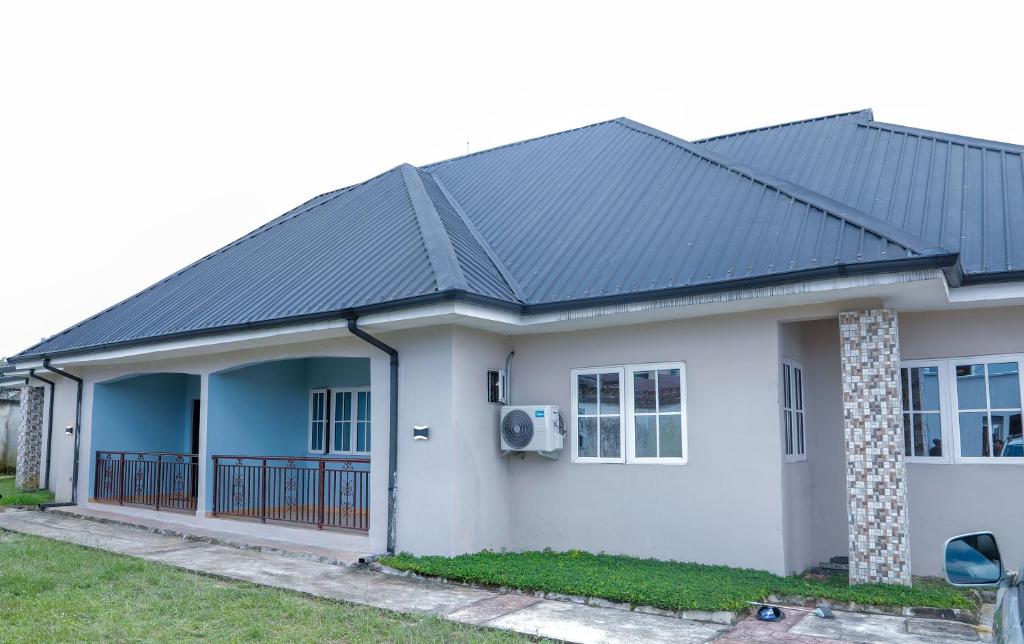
(0, 475, 54, 506)
(381, 550, 975, 614)
(0, 532, 535, 643)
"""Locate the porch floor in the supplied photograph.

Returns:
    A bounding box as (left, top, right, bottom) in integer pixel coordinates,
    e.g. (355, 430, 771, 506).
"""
(46, 505, 371, 566)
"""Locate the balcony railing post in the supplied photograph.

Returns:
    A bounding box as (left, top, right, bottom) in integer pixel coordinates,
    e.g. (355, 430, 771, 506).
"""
(154, 456, 163, 511)
(118, 452, 125, 506)
(212, 456, 219, 516)
(317, 459, 326, 530)
(260, 458, 267, 523)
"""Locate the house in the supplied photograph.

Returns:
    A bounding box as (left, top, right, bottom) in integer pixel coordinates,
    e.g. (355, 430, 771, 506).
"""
(3, 110, 1022, 585)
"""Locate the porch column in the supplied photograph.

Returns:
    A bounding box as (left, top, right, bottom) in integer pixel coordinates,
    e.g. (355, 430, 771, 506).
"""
(838, 309, 911, 586)
(15, 386, 44, 490)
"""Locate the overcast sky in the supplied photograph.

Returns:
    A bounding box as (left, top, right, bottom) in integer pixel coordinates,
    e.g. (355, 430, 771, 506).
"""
(2, 0, 1022, 358)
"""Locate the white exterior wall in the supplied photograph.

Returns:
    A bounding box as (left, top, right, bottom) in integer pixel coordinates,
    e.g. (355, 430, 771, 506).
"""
(900, 306, 1024, 576)
(507, 310, 789, 573)
(780, 322, 814, 574)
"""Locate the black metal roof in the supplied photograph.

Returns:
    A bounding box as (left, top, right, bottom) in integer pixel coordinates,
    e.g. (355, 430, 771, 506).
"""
(15, 112, 997, 361)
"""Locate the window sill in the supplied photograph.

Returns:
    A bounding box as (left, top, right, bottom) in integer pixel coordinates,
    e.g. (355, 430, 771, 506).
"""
(784, 455, 807, 463)
(571, 457, 688, 465)
(906, 457, 1024, 465)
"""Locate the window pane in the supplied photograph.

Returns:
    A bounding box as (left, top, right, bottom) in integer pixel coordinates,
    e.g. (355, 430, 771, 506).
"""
(599, 373, 620, 415)
(903, 413, 912, 456)
(578, 417, 597, 457)
(997, 412, 1023, 457)
(794, 368, 803, 412)
(917, 367, 941, 411)
(635, 415, 657, 457)
(312, 392, 324, 421)
(357, 422, 368, 452)
(900, 369, 910, 410)
(659, 414, 682, 458)
(599, 417, 620, 458)
(921, 414, 942, 457)
(343, 392, 353, 422)
(362, 389, 374, 419)
(959, 412, 990, 457)
(658, 369, 681, 412)
(342, 421, 352, 451)
(992, 411, 1023, 457)
(796, 412, 804, 454)
(784, 364, 792, 408)
(365, 420, 371, 451)
(633, 371, 656, 413)
(784, 411, 793, 455)
(912, 414, 943, 457)
(988, 363, 1021, 409)
(311, 421, 324, 451)
(577, 374, 598, 415)
(956, 364, 987, 409)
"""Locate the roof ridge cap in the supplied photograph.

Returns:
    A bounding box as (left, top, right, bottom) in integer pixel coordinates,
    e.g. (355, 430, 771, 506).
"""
(427, 171, 526, 303)
(422, 117, 624, 171)
(615, 117, 949, 257)
(861, 120, 1024, 153)
(400, 164, 467, 292)
(692, 109, 873, 144)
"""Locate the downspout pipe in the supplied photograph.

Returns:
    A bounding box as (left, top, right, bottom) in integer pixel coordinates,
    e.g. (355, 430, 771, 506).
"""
(28, 369, 56, 491)
(42, 359, 83, 505)
(346, 317, 399, 555)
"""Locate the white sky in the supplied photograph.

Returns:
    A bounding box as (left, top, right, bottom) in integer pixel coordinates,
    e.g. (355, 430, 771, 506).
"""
(2, 0, 1022, 359)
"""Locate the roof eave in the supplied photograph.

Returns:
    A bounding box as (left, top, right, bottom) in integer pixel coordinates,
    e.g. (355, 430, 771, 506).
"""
(8, 254, 963, 365)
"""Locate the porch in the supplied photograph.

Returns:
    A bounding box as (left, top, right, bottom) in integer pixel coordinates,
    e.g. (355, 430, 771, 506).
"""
(87, 356, 375, 538)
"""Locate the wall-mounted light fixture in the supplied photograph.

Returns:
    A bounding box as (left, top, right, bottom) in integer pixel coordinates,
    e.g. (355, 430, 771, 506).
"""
(413, 425, 429, 440)
(64, 424, 74, 436)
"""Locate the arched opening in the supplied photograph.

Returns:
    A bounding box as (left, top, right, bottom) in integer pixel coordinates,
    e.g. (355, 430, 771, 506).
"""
(207, 357, 371, 532)
(91, 372, 201, 512)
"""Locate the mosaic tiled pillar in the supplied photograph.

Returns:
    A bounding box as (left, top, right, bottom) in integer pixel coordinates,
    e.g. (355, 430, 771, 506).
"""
(838, 309, 911, 586)
(15, 386, 44, 490)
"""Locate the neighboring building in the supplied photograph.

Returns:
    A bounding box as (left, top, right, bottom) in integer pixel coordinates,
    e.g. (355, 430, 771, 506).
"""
(0, 386, 21, 470)
(4, 110, 1023, 585)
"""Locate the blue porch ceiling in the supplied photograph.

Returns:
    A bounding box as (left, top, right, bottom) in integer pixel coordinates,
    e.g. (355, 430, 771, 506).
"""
(15, 111, 1017, 361)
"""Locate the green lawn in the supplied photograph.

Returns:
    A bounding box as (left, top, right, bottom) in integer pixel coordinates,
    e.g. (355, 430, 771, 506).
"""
(0, 475, 54, 506)
(381, 550, 975, 613)
(0, 532, 534, 643)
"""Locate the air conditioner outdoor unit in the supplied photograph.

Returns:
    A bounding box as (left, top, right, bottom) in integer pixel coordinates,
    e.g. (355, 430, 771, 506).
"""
(500, 405, 564, 457)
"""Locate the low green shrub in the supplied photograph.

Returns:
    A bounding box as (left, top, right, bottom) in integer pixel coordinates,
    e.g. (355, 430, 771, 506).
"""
(381, 550, 973, 613)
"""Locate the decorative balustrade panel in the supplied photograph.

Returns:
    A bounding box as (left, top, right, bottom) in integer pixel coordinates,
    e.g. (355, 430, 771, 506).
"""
(94, 451, 198, 512)
(212, 455, 369, 532)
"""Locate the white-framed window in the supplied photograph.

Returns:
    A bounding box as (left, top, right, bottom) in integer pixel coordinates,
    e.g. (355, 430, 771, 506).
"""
(309, 389, 328, 454)
(899, 354, 1024, 464)
(572, 367, 624, 463)
(900, 361, 946, 461)
(309, 387, 372, 455)
(951, 357, 1022, 461)
(782, 359, 806, 462)
(571, 362, 687, 464)
(331, 388, 371, 455)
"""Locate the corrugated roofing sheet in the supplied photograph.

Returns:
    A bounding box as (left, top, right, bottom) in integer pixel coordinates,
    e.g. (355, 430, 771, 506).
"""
(697, 109, 1024, 276)
(13, 113, 981, 360)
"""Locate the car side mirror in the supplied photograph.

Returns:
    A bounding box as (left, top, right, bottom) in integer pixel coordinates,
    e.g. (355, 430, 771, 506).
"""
(944, 532, 1003, 586)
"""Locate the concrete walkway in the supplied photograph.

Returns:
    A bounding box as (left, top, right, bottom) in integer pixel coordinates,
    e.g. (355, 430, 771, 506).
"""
(0, 509, 727, 643)
(0, 509, 991, 643)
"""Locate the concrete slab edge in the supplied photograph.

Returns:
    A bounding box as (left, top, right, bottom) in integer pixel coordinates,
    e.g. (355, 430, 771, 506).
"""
(44, 508, 357, 568)
(765, 593, 980, 625)
(369, 562, 739, 626)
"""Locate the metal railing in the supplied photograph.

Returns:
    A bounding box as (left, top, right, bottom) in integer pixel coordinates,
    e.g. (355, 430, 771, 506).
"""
(211, 454, 370, 532)
(94, 451, 198, 512)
